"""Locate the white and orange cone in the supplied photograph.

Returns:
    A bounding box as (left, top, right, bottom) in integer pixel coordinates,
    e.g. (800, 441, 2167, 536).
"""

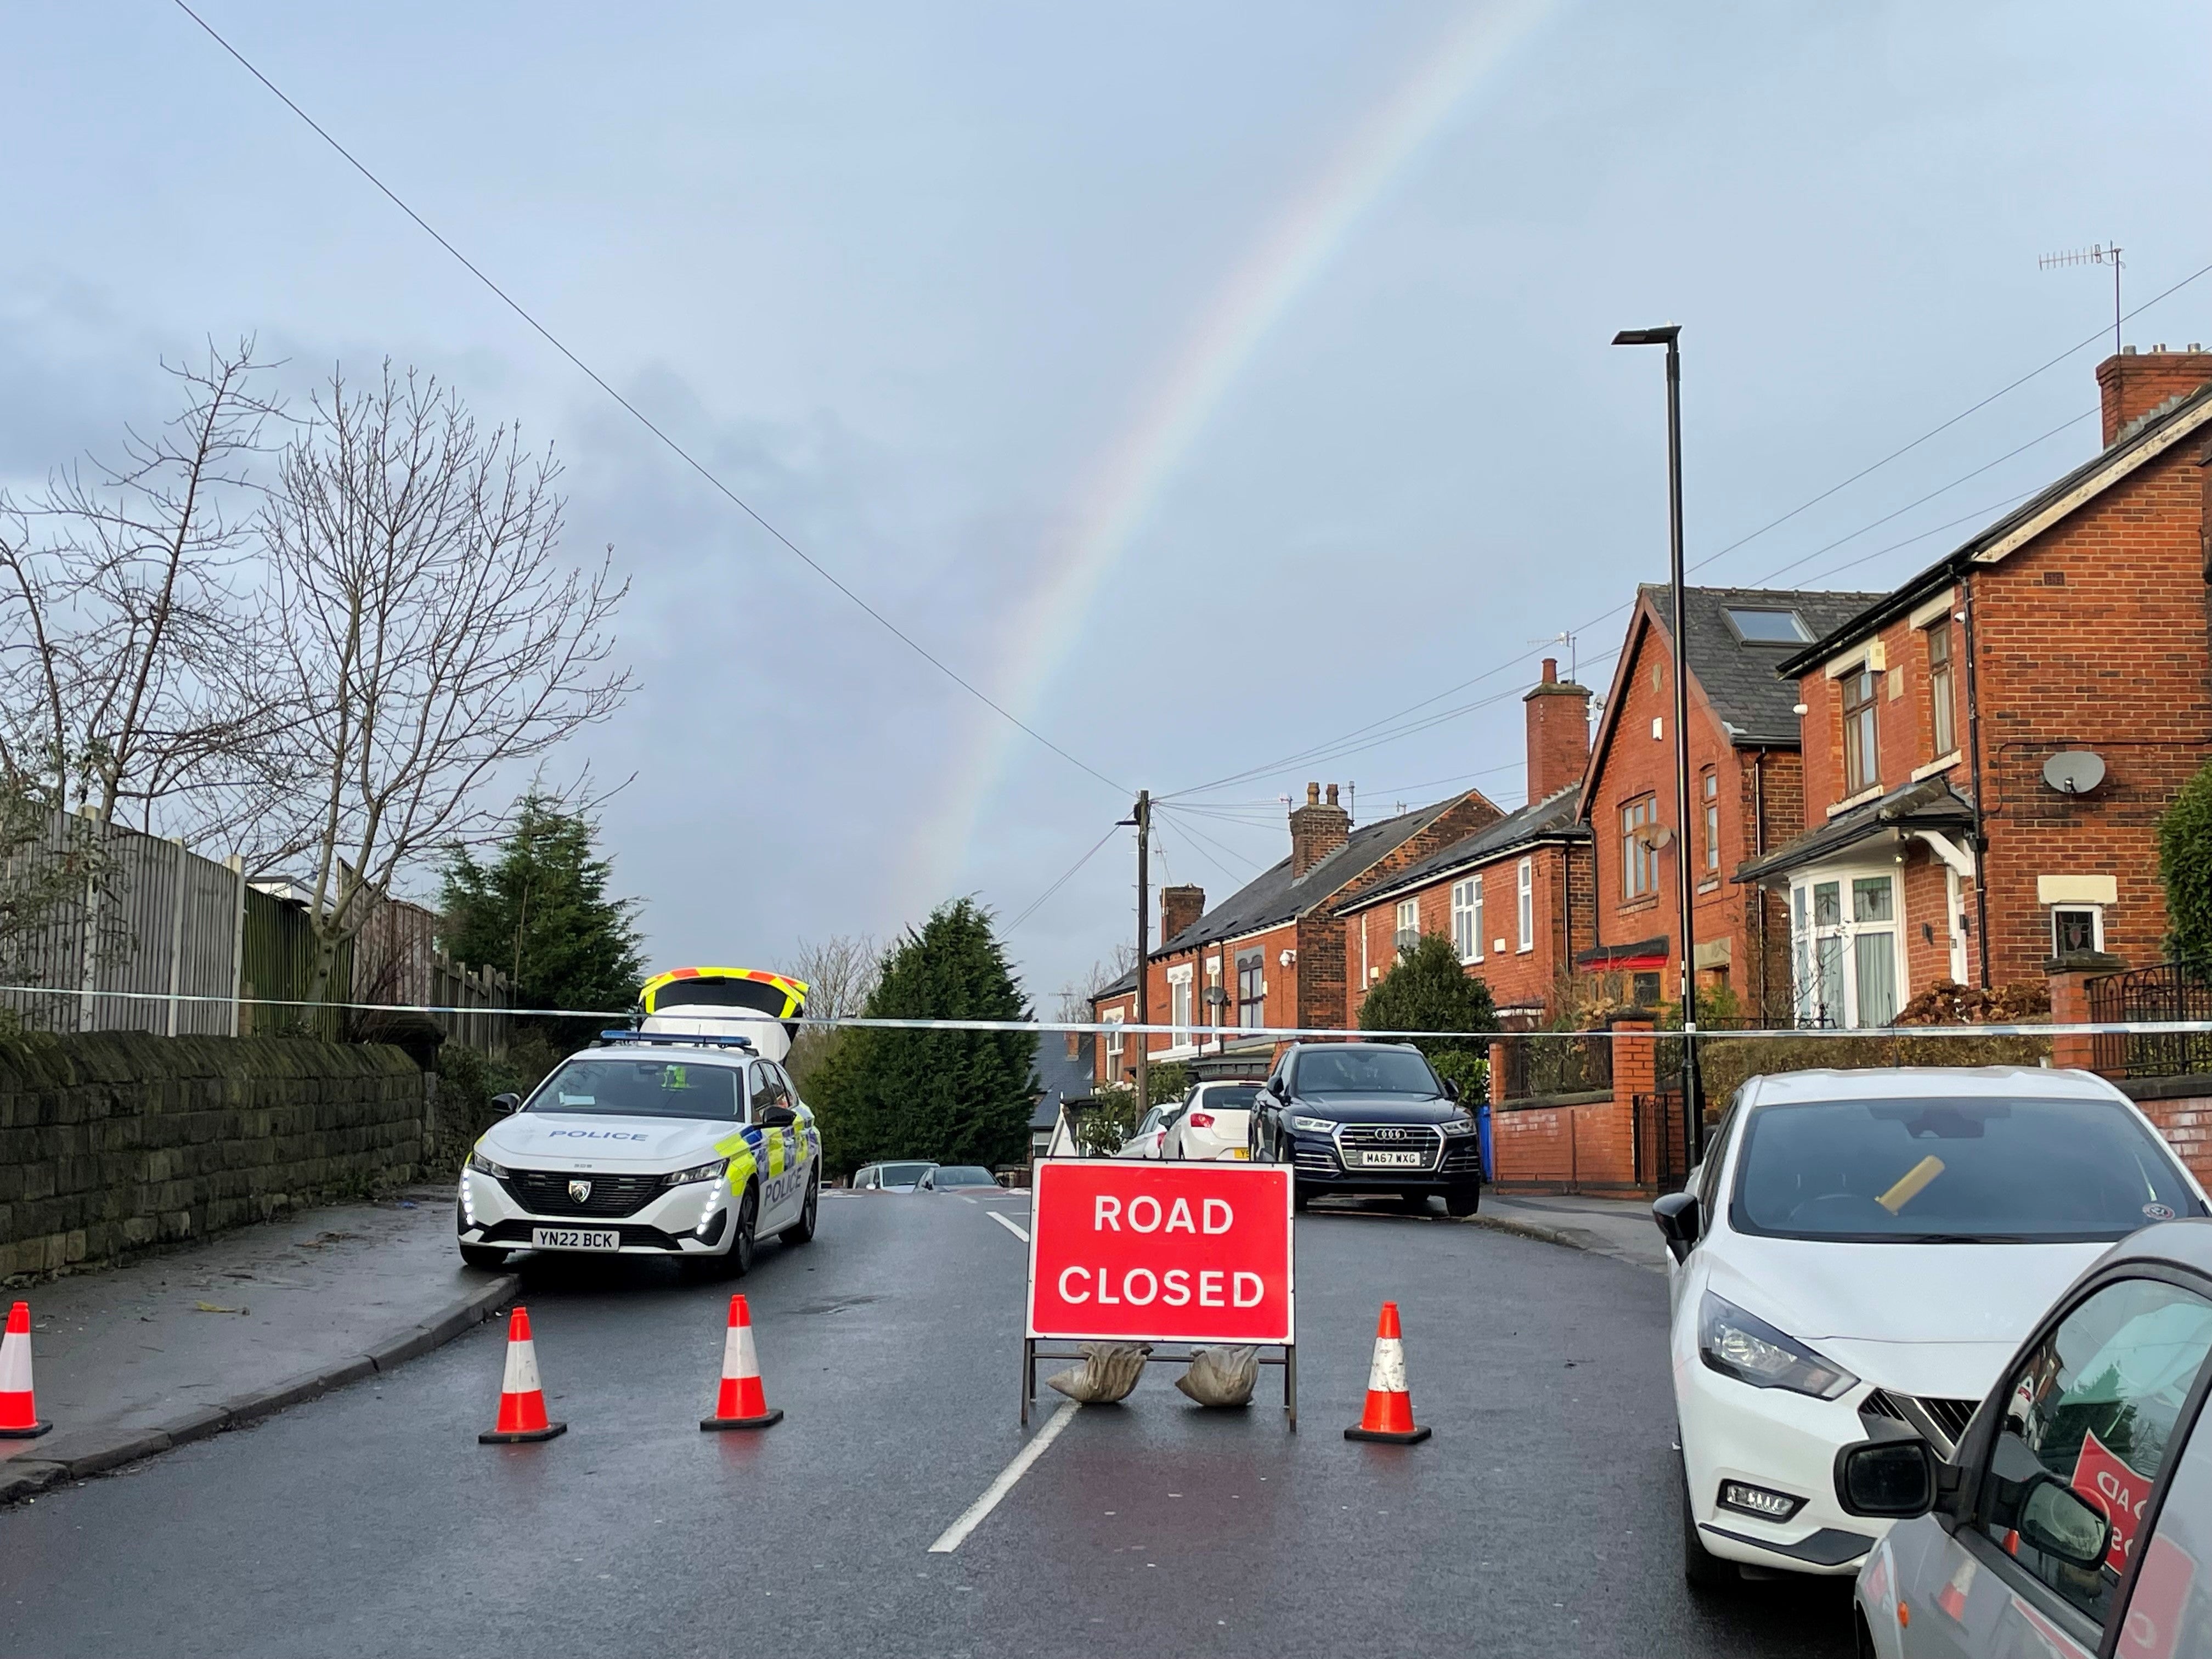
(478, 1307, 566, 1444)
(1344, 1300, 1430, 1444)
(0, 1300, 50, 1438)
(700, 1294, 782, 1431)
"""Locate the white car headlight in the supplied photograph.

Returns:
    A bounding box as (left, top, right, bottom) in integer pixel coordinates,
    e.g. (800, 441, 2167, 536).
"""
(1698, 1291, 1858, 1400)
(466, 1148, 510, 1179)
(663, 1158, 729, 1187)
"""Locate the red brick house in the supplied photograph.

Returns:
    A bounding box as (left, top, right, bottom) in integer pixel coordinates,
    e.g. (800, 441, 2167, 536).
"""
(1577, 585, 1888, 1020)
(1336, 661, 1594, 1028)
(1090, 783, 1500, 1084)
(1742, 349, 2212, 1015)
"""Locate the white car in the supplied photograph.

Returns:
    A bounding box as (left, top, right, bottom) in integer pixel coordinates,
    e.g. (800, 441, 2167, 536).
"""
(458, 1029, 820, 1276)
(1655, 1066, 2208, 1590)
(1161, 1081, 1260, 1161)
(1117, 1103, 1176, 1159)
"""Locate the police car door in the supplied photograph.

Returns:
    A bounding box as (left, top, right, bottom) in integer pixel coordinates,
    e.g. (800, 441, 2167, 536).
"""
(767, 1062, 813, 1218)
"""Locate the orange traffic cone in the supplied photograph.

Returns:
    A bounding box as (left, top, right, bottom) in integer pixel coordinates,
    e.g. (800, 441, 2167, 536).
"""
(0, 1300, 50, 1438)
(1344, 1301, 1430, 1444)
(700, 1294, 782, 1431)
(478, 1307, 567, 1443)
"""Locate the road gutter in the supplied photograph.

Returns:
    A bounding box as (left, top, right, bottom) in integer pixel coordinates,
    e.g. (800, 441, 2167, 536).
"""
(1454, 1211, 1664, 1275)
(0, 1271, 517, 1505)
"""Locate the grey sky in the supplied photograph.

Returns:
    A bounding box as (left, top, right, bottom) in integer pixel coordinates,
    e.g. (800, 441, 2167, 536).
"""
(5, 2, 2209, 1010)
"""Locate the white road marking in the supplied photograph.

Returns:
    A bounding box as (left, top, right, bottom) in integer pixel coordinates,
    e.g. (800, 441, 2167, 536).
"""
(958, 1194, 979, 1205)
(989, 1212, 1029, 1243)
(927, 1401, 1078, 1553)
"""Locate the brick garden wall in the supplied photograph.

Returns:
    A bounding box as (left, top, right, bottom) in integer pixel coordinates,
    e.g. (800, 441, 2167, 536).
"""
(0, 1032, 428, 1278)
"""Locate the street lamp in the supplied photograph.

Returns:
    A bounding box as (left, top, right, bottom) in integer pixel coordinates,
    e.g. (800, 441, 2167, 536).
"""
(1612, 323, 1702, 1171)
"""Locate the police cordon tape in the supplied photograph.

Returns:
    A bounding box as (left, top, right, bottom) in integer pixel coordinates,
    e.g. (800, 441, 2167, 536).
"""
(0, 983, 2195, 1041)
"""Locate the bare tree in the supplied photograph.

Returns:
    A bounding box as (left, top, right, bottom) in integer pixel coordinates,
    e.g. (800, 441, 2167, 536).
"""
(789, 933, 882, 1021)
(1056, 944, 1135, 1025)
(0, 340, 283, 840)
(257, 362, 633, 1002)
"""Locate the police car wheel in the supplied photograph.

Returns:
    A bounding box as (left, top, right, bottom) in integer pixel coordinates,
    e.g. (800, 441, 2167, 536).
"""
(726, 1184, 759, 1276)
(786, 1174, 820, 1245)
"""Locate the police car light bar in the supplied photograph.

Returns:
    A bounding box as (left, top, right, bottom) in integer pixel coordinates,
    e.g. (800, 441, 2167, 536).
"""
(597, 1029, 757, 1051)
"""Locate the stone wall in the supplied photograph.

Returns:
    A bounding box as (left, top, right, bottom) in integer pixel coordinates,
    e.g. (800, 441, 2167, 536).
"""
(0, 1032, 427, 1278)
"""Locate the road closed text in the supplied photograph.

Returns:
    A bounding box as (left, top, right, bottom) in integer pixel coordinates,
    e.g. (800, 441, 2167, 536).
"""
(1028, 1161, 1294, 1344)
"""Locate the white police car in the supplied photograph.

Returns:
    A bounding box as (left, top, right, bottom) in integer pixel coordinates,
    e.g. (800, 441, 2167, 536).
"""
(457, 968, 820, 1276)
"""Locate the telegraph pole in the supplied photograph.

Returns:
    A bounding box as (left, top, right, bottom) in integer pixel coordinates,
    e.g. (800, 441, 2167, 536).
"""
(1132, 790, 1151, 1110)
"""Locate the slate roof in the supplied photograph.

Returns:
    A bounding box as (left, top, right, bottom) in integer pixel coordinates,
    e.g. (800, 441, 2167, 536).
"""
(1735, 777, 1976, 885)
(1774, 377, 2212, 678)
(1643, 585, 1889, 746)
(1029, 1033, 1096, 1131)
(1150, 795, 1482, 959)
(1335, 785, 1588, 913)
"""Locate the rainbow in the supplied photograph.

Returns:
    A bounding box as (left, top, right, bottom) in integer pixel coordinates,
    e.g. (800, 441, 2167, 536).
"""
(923, 0, 1563, 917)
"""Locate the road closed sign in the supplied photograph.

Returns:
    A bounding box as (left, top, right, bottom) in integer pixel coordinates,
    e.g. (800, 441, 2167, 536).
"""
(1028, 1161, 1294, 1345)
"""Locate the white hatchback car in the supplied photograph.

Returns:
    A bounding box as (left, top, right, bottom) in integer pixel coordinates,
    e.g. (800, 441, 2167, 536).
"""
(458, 1030, 820, 1276)
(1656, 1066, 2208, 1590)
(1161, 1081, 1261, 1161)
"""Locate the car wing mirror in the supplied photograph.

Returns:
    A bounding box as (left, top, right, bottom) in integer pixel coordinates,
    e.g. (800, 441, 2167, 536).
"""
(757, 1103, 797, 1128)
(1832, 1438, 1938, 1519)
(489, 1092, 521, 1116)
(2016, 1472, 2112, 1568)
(1442, 1077, 1461, 1102)
(1267, 1076, 1288, 1099)
(1650, 1190, 1700, 1262)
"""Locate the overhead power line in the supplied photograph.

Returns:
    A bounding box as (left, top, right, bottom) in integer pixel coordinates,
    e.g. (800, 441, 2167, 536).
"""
(170, 0, 1126, 799)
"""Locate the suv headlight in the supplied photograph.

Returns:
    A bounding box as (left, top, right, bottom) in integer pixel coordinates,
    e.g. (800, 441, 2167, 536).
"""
(1698, 1292, 1858, 1400)
(663, 1158, 729, 1187)
(1289, 1115, 1336, 1134)
(1441, 1115, 1479, 1136)
(466, 1148, 509, 1179)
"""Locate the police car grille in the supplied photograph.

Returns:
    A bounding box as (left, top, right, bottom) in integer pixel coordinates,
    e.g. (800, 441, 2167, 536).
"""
(1335, 1124, 1443, 1170)
(503, 1170, 664, 1218)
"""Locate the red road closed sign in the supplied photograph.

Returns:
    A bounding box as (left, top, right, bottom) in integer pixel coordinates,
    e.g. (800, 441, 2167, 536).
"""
(1027, 1160, 1294, 1345)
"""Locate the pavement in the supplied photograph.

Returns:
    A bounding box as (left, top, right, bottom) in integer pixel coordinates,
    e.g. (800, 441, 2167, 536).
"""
(0, 1188, 514, 1502)
(0, 1184, 1854, 1658)
(1470, 1190, 1672, 1273)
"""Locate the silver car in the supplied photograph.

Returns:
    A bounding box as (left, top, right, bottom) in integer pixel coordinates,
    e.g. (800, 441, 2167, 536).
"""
(1835, 1219, 2212, 1657)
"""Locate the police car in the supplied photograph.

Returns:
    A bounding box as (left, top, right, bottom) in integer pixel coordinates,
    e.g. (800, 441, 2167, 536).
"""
(457, 968, 820, 1276)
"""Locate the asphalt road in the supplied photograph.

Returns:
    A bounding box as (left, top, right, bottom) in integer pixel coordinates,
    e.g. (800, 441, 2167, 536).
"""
(0, 1189, 1854, 1657)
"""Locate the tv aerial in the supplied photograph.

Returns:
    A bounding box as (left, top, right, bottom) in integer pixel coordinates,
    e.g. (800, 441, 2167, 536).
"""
(2039, 243, 2123, 356)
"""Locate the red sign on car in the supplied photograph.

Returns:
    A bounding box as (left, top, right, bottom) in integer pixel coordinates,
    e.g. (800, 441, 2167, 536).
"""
(1027, 1160, 1294, 1345)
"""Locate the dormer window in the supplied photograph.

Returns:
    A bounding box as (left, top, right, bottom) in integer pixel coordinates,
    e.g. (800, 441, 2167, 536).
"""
(1723, 607, 1813, 645)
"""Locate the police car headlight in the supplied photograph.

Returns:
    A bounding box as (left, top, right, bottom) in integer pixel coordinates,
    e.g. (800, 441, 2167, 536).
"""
(663, 1159, 729, 1187)
(1289, 1116, 1335, 1134)
(466, 1149, 510, 1179)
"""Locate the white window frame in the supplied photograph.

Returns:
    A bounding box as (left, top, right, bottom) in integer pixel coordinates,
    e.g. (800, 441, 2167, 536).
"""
(1166, 964, 1194, 1049)
(1452, 877, 1482, 963)
(2050, 904, 2105, 957)
(1516, 857, 1534, 952)
(1702, 770, 1720, 873)
(1786, 865, 1906, 1028)
(1104, 1008, 1125, 1065)
(1395, 898, 1419, 953)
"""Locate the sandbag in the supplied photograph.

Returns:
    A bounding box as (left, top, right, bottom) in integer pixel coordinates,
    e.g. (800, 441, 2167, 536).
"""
(1175, 1345, 1260, 1407)
(1045, 1341, 1152, 1404)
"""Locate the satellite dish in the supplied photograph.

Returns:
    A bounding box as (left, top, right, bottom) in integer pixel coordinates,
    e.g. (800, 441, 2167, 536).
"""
(2042, 751, 2107, 795)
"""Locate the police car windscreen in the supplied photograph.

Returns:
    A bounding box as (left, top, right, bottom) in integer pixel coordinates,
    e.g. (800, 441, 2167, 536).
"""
(653, 978, 791, 1017)
(531, 1058, 743, 1120)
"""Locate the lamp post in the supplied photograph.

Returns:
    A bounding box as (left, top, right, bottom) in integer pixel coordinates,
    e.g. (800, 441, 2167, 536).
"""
(1612, 323, 1701, 1170)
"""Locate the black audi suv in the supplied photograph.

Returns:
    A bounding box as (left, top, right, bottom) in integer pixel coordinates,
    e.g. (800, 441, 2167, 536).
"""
(1250, 1041, 1482, 1215)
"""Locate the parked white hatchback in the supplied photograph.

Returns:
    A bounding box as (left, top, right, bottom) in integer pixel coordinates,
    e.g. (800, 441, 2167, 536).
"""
(1655, 1066, 2208, 1590)
(1161, 1081, 1261, 1162)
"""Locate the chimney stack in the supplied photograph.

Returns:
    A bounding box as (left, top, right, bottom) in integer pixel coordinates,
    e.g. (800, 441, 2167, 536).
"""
(1160, 884, 1205, 943)
(2097, 347, 2212, 447)
(1289, 781, 1351, 877)
(1523, 657, 1592, 802)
